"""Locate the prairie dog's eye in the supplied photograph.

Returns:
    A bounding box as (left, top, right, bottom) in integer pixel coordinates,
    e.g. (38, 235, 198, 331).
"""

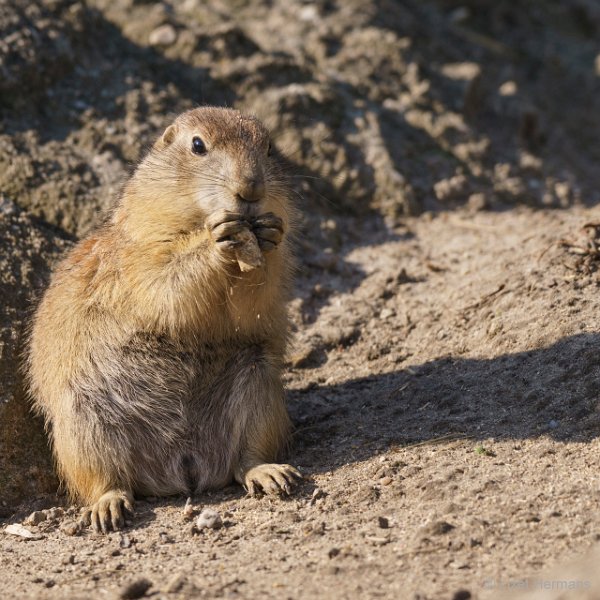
(192, 136, 207, 155)
(267, 141, 272, 156)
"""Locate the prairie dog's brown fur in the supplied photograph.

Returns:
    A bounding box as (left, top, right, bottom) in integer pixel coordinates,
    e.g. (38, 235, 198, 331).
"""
(27, 107, 300, 532)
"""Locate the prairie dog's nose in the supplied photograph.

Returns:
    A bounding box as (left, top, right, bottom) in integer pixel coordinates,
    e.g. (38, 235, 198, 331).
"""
(236, 176, 265, 203)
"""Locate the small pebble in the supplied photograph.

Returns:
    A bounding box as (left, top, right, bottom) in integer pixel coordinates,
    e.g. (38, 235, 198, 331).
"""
(5, 523, 43, 540)
(499, 81, 517, 96)
(467, 193, 487, 211)
(119, 578, 152, 600)
(24, 511, 47, 526)
(61, 521, 82, 537)
(148, 24, 177, 47)
(379, 476, 392, 486)
(45, 507, 65, 520)
(378, 516, 389, 529)
(159, 531, 174, 544)
(195, 509, 222, 530)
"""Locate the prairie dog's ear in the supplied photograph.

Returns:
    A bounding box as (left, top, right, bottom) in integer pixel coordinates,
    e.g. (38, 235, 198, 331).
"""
(155, 124, 178, 150)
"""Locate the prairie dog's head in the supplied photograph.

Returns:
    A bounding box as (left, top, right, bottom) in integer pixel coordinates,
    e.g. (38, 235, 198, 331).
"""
(119, 107, 291, 241)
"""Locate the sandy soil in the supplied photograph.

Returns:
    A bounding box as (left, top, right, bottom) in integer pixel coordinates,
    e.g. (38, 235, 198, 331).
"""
(2, 1, 600, 599)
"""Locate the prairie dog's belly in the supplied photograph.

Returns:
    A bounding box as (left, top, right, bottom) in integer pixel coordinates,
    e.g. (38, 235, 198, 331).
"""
(84, 334, 256, 496)
(132, 430, 235, 497)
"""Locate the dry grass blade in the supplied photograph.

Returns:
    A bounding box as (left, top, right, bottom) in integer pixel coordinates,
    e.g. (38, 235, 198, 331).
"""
(460, 284, 508, 313)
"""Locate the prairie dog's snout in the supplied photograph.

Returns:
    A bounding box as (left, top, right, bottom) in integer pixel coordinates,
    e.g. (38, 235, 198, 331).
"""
(234, 172, 265, 204)
(230, 152, 267, 204)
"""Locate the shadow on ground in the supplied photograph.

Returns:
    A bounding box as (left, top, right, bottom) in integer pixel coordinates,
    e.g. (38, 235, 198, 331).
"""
(289, 332, 600, 471)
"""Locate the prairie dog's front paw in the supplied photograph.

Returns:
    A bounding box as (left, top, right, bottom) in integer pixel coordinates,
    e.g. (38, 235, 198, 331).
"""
(205, 210, 249, 253)
(244, 463, 302, 496)
(80, 490, 134, 534)
(252, 213, 284, 252)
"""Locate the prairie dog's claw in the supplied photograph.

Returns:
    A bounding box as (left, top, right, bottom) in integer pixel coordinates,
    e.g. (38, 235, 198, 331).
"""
(252, 213, 284, 232)
(244, 464, 302, 497)
(85, 490, 134, 534)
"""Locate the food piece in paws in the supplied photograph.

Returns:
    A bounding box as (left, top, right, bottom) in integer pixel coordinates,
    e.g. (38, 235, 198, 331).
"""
(232, 228, 264, 272)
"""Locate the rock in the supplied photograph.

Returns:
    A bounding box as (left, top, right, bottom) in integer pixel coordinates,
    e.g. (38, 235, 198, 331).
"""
(499, 81, 517, 96)
(5, 523, 43, 540)
(119, 578, 152, 600)
(440, 62, 480, 82)
(379, 308, 395, 320)
(60, 521, 82, 537)
(467, 193, 488, 212)
(23, 511, 47, 526)
(45, 507, 64, 520)
(378, 516, 389, 529)
(195, 509, 222, 530)
(159, 532, 174, 544)
(148, 24, 177, 47)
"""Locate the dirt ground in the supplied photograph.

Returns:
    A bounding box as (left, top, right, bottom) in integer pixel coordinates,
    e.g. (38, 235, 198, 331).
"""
(2, 1, 600, 599)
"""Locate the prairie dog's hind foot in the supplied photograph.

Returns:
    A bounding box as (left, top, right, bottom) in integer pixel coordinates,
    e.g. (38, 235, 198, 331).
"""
(244, 464, 302, 496)
(80, 489, 134, 534)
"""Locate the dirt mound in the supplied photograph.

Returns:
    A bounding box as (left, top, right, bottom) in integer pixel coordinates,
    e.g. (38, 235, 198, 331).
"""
(2, 0, 599, 236)
(0, 199, 70, 507)
(0, 0, 84, 105)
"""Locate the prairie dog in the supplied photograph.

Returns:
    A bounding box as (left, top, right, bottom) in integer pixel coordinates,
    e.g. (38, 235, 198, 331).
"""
(27, 107, 301, 532)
